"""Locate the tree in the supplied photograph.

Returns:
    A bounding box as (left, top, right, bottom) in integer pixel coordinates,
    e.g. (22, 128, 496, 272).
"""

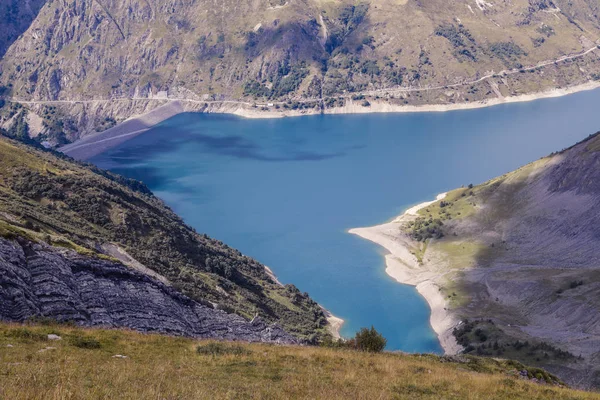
(354, 326, 387, 352)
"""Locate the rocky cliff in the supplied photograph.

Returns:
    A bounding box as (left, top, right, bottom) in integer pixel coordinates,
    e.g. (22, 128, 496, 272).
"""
(1, 0, 600, 143)
(0, 237, 296, 343)
(0, 0, 46, 58)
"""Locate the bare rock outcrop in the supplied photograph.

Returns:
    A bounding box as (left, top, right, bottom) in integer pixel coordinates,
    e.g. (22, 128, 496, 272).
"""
(0, 237, 297, 344)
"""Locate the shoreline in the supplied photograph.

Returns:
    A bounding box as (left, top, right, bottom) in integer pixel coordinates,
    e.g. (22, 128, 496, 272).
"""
(51, 79, 600, 160)
(265, 266, 344, 339)
(233, 79, 600, 119)
(349, 193, 463, 355)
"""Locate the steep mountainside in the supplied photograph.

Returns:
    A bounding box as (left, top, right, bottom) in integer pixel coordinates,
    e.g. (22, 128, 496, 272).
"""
(0, 136, 330, 341)
(0, 0, 46, 58)
(379, 132, 600, 388)
(0, 0, 600, 143)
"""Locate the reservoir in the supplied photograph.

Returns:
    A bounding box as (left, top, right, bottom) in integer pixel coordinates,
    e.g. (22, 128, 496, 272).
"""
(91, 88, 600, 352)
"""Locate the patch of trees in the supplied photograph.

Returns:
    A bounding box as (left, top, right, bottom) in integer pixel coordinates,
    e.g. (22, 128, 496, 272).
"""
(536, 24, 555, 37)
(95, 117, 117, 132)
(384, 68, 404, 86)
(324, 97, 345, 108)
(4, 109, 34, 145)
(244, 64, 309, 99)
(39, 106, 75, 145)
(531, 37, 545, 48)
(435, 23, 477, 62)
(360, 60, 380, 76)
(281, 100, 320, 111)
(488, 42, 527, 66)
(407, 217, 444, 241)
(271, 64, 310, 98)
(435, 24, 472, 48)
(454, 319, 577, 363)
(325, 4, 369, 53)
(196, 34, 227, 61)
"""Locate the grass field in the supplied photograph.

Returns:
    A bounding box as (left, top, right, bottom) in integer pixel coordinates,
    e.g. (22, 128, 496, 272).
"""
(0, 322, 598, 399)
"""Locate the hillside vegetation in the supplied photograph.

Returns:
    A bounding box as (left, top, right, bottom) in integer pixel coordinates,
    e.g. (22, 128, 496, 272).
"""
(0, 135, 329, 341)
(1, 322, 598, 399)
(400, 132, 600, 388)
(0, 0, 600, 142)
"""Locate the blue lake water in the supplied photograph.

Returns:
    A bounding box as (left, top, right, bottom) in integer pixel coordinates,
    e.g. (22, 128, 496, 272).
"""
(91, 89, 600, 353)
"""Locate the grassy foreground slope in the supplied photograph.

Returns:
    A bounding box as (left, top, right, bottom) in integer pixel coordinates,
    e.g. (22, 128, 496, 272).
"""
(1, 322, 598, 400)
(0, 135, 329, 340)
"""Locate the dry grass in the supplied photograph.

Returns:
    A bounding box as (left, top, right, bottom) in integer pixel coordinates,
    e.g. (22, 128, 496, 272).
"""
(0, 323, 598, 399)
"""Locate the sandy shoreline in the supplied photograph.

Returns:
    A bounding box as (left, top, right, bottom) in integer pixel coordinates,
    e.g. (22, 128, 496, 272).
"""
(349, 193, 463, 355)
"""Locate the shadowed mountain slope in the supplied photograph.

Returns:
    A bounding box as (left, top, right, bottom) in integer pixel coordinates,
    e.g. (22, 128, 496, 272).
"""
(395, 132, 600, 388)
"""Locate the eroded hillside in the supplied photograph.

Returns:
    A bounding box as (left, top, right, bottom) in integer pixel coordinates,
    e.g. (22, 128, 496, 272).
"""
(0, 136, 330, 341)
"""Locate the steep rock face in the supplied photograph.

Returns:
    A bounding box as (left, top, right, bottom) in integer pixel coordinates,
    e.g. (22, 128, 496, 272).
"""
(0, 0, 47, 58)
(0, 237, 297, 343)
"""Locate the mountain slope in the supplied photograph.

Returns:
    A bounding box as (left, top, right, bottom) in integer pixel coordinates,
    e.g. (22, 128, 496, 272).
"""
(0, 0, 46, 58)
(1, 0, 600, 143)
(0, 136, 330, 341)
(0, 238, 296, 343)
(377, 132, 600, 388)
(3, 322, 599, 399)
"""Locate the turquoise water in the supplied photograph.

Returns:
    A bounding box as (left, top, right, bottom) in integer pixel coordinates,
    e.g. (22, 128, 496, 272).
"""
(91, 89, 600, 353)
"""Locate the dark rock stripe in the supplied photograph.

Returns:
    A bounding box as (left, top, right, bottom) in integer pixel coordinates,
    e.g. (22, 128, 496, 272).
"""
(0, 237, 297, 344)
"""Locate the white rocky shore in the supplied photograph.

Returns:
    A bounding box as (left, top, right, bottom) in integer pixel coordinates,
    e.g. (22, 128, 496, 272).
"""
(349, 193, 463, 355)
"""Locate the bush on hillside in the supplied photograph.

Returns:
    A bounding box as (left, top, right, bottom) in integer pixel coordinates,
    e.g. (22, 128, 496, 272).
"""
(354, 326, 387, 352)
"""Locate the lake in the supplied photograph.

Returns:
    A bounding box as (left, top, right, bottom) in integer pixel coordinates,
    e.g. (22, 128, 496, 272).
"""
(91, 89, 600, 352)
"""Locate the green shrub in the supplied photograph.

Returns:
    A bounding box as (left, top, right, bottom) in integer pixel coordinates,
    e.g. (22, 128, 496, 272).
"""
(488, 41, 526, 64)
(354, 326, 387, 352)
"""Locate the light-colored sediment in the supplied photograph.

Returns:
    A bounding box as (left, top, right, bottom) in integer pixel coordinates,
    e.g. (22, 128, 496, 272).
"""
(349, 193, 463, 355)
(216, 80, 600, 119)
(322, 309, 344, 340)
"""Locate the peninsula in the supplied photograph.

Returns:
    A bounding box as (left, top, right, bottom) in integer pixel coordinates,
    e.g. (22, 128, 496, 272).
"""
(351, 132, 600, 389)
